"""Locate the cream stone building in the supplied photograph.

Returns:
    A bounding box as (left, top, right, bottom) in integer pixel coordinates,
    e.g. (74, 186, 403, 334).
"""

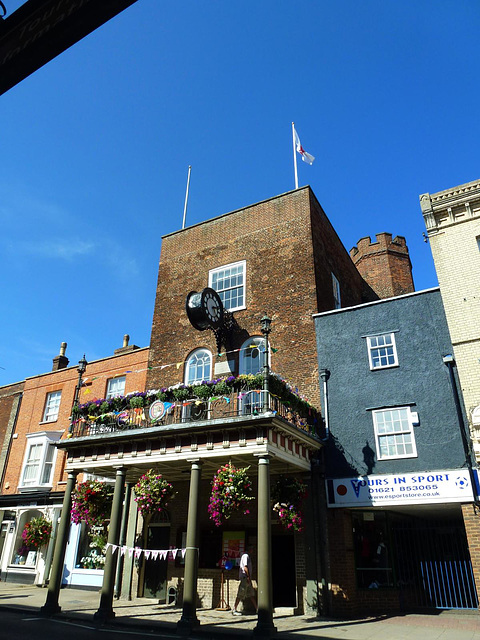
(420, 179, 480, 457)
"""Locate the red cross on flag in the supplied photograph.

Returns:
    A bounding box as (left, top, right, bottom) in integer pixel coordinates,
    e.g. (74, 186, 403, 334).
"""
(293, 126, 315, 165)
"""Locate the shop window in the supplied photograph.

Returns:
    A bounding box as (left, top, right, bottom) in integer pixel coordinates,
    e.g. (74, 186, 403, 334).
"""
(75, 522, 107, 570)
(43, 390, 61, 422)
(352, 511, 394, 588)
(209, 261, 246, 312)
(11, 509, 43, 567)
(106, 375, 126, 399)
(366, 333, 398, 370)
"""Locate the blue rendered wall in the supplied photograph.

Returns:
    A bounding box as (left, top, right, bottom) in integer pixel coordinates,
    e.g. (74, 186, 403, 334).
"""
(314, 288, 469, 478)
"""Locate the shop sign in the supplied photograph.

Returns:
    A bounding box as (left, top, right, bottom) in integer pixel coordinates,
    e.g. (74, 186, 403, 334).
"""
(326, 469, 474, 508)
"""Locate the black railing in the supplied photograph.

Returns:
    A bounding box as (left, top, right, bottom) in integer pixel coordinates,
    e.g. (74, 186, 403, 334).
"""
(69, 391, 319, 439)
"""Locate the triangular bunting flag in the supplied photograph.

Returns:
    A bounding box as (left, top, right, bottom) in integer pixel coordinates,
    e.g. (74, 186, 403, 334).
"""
(144, 550, 151, 560)
(181, 548, 186, 558)
(151, 550, 160, 561)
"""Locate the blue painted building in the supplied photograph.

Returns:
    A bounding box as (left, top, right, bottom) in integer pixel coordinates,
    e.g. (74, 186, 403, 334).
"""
(314, 288, 480, 616)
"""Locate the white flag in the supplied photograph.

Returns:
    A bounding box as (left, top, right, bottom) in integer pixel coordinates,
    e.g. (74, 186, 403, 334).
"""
(294, 127, 315, 165)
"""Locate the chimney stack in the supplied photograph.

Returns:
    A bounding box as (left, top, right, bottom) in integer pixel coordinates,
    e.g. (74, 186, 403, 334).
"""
(52, 341, 69, 371)
(114, 334, 139, 355)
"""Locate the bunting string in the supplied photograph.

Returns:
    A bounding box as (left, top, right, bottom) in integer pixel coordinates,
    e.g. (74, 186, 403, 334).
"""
(106, 543, 188, 561)
(81, 343, 279, 386)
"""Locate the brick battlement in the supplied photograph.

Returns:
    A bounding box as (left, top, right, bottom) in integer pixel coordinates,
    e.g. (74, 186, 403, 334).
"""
(350, 233, 409, 258)
(350, 233, 414, 299)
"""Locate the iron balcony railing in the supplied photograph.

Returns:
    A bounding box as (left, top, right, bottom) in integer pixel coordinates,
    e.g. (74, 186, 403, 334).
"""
(70, 390, 319, 439)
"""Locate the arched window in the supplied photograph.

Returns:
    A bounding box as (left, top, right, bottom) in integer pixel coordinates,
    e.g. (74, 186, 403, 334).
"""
(240, 337, 266, 376)
(12, 509, 43, 566)
(185, 348, 212, 384)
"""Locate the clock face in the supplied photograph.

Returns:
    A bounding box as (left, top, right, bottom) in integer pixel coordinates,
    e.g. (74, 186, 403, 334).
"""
(186, 288, 224, 331)
(202, 288, 223, 328)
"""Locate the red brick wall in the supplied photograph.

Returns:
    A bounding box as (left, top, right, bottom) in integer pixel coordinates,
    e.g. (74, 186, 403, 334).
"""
(147, 187, 372, 408)
(462, 502, 480, 608)
(350, 233, 414, 298)
(2, 348, 149, 495)
(0, 381, 24, 491)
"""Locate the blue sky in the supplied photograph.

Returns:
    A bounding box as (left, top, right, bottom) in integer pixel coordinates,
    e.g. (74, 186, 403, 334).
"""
(1, 0, 478, 384)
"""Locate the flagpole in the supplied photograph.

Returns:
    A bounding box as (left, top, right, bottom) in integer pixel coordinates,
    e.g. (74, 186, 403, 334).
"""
(292, 122, 298, 189)
(182, 165, 192, 229)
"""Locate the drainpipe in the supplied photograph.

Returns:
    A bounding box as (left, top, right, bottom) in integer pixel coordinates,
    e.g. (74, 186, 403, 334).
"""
(443, 355, 478, 500)
(319, 369, 330, 441)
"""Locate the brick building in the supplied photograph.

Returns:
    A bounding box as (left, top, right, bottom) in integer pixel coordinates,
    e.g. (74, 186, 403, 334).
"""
(0, 339, 148, 586)
(0, 380, 24, 564)
(45, 186, 415, 634)
(420, 178, 480, 460)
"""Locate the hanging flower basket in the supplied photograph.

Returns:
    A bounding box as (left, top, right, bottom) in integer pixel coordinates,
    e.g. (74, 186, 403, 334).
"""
(134, 470, 176, 518)
(22, 516, 52, 549)
(271, 476, 307, 532)
(71, 480, 113, 529)
(208, 462, 254, 527)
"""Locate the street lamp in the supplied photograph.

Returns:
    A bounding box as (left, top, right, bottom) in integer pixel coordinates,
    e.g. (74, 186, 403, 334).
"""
(69, 355, 87, 434)
(260, 314, 272, 411)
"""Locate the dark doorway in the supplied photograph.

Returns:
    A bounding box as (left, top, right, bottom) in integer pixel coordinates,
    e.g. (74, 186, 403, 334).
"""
(143, 524, 170, 600)
(272, 534, 296, 608)
(393, 517, 478, 610)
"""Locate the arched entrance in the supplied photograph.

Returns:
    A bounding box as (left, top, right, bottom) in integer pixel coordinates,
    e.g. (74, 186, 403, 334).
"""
(142, 510, 170, 600)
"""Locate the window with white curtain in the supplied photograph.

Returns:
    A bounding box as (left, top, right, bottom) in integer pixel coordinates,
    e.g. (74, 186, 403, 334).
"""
(19, 432, 62, 490)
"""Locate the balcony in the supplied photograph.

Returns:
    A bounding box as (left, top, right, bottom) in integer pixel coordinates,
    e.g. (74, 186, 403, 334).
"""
(69, 374, 321, 441)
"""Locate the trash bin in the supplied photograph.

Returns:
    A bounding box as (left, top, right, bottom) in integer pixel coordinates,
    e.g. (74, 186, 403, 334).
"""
(167, 586, 177, 605)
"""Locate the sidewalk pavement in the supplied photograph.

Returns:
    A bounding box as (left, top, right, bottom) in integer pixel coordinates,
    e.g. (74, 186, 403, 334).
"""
(0, 582, 480, 639)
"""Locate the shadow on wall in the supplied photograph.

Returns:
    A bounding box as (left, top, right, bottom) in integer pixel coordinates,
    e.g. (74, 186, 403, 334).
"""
(325, 434, 376, 478)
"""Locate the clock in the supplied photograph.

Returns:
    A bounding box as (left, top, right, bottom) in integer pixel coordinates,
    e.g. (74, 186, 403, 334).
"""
(186, 287, 224, 331)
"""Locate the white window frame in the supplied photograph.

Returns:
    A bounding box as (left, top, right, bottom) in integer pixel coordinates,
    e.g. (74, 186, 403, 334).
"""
(19, 431, 62, 491)
(332, 273, 341, 309)
(372, 407, 417, 460)
(185, 348, 212, 385)
(209, 260, 246, 312)
(43, 390, 61, 422)
(239, 336, 267, 376)
(106, 376, 126, 399)
(366, 332, 398, 370)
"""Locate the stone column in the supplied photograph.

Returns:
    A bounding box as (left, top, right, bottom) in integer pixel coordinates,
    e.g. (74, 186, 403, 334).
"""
(94, 467, 126, 622)
(120, 490, 139, 600)
(254, 454, 276, 637)
(114, 481, 133, 599)
(41, 471, 77, 616)
(177, 459, 203, 636)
